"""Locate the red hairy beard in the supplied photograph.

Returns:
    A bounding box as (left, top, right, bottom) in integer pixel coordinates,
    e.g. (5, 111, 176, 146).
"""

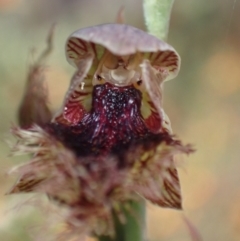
(46, 83, 168, 159)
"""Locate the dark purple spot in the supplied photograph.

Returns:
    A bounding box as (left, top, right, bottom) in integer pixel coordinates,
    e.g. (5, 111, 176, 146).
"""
(46, 83, 172, 164)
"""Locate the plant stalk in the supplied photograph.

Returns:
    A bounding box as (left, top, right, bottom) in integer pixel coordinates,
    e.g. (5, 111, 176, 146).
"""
(98, 200, 146, 241)
(143, 0, 175, 40)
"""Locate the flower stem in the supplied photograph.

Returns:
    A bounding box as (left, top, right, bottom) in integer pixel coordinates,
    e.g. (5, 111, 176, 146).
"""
(143, 0, 175, 40)
(98, 200, 146, 241)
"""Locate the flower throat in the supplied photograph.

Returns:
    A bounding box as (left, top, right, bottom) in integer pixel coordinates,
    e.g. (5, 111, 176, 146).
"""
(47, 82, 160, 157)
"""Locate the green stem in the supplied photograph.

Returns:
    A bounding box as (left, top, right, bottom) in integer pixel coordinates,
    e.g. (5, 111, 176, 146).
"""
(143, 0, 175, 40)
(98, 200, 146, 241)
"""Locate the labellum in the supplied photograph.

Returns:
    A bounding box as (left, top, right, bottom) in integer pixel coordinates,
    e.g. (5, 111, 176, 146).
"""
(8, 23, 193, 239)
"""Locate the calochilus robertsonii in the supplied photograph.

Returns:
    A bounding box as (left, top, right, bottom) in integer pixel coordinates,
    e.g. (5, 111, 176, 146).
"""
(50, 23, 180, 154)
(8, 22, 193, 238)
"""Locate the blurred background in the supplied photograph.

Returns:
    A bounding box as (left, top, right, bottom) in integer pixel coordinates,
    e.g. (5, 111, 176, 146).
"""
(0, 0, 240, 240)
